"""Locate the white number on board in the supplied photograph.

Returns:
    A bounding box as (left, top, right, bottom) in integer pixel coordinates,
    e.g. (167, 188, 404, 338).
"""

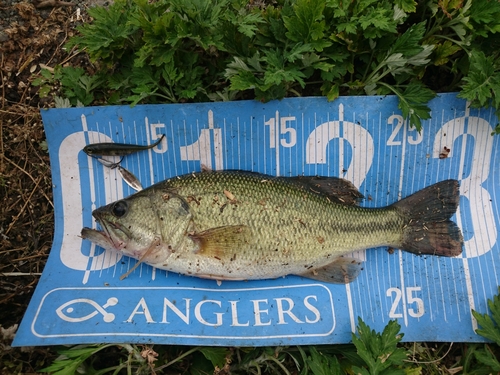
(147, 118, 167, 153)
(432, 112, 497, 258)
(180, 110, 224, 170)
(265, 111, 297, 148)
(387, 114, 423, 146)
(305, 104, 374, 188)
(387, 286, 424, 319)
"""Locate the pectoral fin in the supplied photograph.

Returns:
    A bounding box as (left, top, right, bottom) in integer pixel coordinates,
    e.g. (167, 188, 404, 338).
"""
(189, 225, 252, 258)
(297, 257, 363, 283)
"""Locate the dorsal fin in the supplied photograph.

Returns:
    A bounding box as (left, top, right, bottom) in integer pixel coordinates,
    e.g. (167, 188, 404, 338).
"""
(281, 176, 363, 205)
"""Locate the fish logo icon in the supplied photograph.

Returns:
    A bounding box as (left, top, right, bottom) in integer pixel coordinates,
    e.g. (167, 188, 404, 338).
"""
(56, 297, 118, 323)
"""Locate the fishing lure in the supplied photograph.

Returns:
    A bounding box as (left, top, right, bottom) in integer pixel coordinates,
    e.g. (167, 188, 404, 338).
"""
(118, 166, 143, 191)
(83, 134, 165, 156)
(95, 159, 143, 191)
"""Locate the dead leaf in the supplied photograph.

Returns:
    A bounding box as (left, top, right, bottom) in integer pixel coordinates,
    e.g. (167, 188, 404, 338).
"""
(224, 189, 235, 201)
(140, 346, 159, 365)
(0, 324, 18, 341)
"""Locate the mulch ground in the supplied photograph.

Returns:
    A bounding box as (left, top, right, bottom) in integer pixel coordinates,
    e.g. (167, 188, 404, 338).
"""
(0, 1, 93, 372)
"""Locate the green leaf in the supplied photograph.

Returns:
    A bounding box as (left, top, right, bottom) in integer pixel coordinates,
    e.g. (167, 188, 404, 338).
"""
(179, 88, 198, 99)
(198, 347, 230, 369)
(264, 66, 306, 88)
(40, 345, 111, 374)
(286, 43, 315, 63)
(228, 70, 259, 91)
(301, 53, 334, 71)
(392, 82, 436, 131)
(54, 96, 72, 108)
(359, 8, 394, 34)
(127, 91, 156, 106)
(394, 0, 417, 13)
(32, 77, 47, 86)
(58, 66, 84, 85)
(322, 82, 340, 101)
(384, 53, 407, 71)
(352, 318, 407, 375)
(391, 22, 426, 57)
(351, 365, 371, 375)
(234, 11, 265, 38)
(473, 346, 500, 371)
(405, 44, 434, 67)
(37, 85, 52, 98)
(262, 49, 307, 87)
(470, 0, 500, 36)
(41, 68, 54, 80)
(458, 50, 500, 109)
(493, 123, 500, 135)
(433, 40, 462, 66)
(472, 287, 500, 345)
(336, 21, 357, 35)
(405, 367, 423, 375)
(283, 0, 326, 44)
(306, 347, 342, 375)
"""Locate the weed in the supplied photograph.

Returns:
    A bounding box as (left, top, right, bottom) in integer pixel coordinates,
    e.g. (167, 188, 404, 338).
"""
(39, 303, 500, 374)
(469, 286, 500, 374)
(32, 0, 500, 131)
(39, 318, 439, 374)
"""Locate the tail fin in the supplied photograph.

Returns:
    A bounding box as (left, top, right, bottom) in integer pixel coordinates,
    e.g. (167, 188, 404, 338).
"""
(393, 180, 463, 257)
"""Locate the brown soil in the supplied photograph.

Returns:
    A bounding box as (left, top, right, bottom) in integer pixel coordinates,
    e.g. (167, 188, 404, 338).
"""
(0, 1, 93, 372)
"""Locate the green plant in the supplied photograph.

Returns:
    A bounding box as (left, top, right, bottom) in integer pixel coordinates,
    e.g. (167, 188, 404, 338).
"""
(39, 344, 147, 375)
(39, 318, 435, 374)
(471, 286, 500, 374)
(34, 0, 500, 131)
(40, 344, 233, 374)
(32, 66, 106, 107)
(38, 300, 500, 374)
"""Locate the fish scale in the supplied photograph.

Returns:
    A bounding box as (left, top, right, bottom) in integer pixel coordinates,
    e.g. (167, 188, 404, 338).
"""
(164, 172, 403, 256)
(81, 171, 463, 283)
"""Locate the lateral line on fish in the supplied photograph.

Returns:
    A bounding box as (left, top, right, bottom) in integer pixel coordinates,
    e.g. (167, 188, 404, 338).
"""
(120, 237, 161, 280)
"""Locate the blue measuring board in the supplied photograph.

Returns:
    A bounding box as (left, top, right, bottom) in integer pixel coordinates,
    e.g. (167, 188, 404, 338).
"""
(13, 93, 500, 346)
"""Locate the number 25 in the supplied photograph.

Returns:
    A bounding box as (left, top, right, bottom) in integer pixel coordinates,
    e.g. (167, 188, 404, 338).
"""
(387, 286, 424, 318)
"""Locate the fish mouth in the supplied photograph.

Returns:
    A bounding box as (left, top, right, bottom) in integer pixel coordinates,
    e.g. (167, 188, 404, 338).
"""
(91, 211, 130, 250)
(81, 227, 109, 246)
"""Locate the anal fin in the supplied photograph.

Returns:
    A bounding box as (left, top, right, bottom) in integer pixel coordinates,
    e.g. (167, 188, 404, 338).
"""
(297, 257, 362, 283)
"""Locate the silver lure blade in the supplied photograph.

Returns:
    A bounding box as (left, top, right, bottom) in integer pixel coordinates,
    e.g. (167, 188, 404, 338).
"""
(118, 166, 143, 191)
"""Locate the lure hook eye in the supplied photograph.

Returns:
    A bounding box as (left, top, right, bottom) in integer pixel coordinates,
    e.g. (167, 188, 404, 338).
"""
(111, 200, 128, 217)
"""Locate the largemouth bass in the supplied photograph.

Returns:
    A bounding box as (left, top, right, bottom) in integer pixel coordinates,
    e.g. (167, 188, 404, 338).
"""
(81, 171, 463, 283)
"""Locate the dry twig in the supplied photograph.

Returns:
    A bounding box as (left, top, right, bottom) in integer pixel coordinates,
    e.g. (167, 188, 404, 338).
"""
(35, 0, 74, 8)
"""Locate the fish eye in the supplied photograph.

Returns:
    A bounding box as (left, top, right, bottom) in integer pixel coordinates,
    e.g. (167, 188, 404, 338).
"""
(112, 201, 128, 217)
